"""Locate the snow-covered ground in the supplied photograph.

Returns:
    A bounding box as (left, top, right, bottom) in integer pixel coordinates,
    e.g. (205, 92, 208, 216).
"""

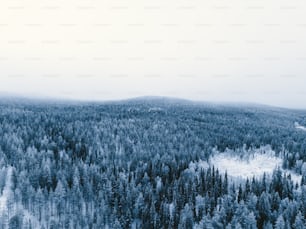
(210, 153, 282, 180)
(207, 147, 302, 185)
(295, 122, 306, 131)
(0, 167, 13, 215)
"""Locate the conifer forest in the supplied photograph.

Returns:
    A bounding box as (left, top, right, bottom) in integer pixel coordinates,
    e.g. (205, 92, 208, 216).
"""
(0, 97, 306, 229)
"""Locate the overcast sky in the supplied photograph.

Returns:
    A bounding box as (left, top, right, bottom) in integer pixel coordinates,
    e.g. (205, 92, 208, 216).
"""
(1, 0, 306, 108)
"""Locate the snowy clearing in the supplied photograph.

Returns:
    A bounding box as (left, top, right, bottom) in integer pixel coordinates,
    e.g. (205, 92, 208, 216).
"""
(295, 122, 306, 131)
(210, 153, 282, 180)
(208, 148, 302, 185)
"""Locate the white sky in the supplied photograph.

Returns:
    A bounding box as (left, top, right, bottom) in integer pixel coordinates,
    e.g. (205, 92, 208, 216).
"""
(1, 0, 306, 108)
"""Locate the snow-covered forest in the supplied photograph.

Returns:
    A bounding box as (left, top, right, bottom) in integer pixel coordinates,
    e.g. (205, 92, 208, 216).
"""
(0, 97, 306, 228)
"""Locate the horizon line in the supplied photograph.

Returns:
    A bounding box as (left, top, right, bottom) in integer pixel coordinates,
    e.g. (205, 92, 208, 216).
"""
(0, 91, 305, 111)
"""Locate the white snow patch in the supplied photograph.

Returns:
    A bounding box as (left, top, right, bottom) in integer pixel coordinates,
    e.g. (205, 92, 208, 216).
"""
(0, 167, 13, 215)
(295, 122, 306, 131)
(210, 153, 282, 180)
(148, 107, 163, 112)
(283, 171, 302, 185)
(208, 148, 302, 185)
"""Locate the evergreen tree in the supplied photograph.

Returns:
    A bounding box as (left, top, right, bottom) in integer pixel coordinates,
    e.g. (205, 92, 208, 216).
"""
(275, 215, 285, 229)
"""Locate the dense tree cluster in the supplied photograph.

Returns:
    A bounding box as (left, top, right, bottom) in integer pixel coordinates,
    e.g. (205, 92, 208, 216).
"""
(0, 98, 305, 228)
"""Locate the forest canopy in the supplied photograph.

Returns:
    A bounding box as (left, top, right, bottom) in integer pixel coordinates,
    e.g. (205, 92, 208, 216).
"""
(0, 98, 305, 228)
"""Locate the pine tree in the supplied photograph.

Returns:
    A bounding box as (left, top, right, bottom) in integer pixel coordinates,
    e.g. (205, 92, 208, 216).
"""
(275, 215, 285, 229)
(258, 192, 271, 228)
(293, 211, 305, 229)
